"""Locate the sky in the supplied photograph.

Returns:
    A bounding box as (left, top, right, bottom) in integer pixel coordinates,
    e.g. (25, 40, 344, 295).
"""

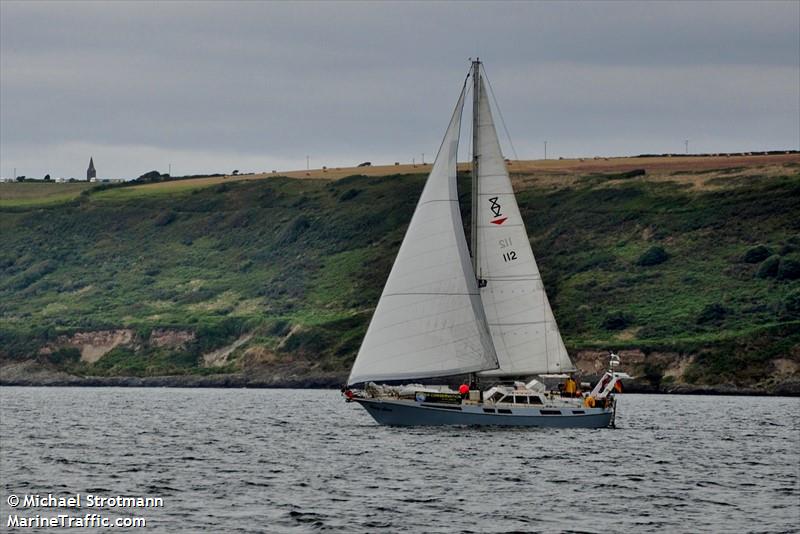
(1, 0, 798, 180)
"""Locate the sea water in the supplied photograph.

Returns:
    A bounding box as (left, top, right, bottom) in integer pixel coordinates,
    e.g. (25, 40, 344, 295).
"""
(1, 388, 797, 533)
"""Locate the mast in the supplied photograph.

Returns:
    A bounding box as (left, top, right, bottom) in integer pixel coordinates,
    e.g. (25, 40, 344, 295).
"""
(471, 58, 481, 275)
(469, 58, 482, 389)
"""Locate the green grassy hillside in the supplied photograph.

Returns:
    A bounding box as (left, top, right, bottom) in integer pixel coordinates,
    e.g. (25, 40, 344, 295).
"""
(1, 160, 799, 390)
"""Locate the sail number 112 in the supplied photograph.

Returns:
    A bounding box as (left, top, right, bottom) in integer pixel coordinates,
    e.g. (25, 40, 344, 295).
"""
(499, 237, 517, 263)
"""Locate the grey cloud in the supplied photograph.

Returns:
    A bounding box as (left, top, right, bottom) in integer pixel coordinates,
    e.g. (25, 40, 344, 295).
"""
(1, 0, 798, 179)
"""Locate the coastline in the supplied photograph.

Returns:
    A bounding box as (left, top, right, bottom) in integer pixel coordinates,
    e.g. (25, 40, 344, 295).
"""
(2, 360, 797, 396)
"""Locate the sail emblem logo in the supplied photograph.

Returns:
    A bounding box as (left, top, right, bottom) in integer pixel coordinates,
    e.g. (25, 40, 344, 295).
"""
(488, 197, 507, 225)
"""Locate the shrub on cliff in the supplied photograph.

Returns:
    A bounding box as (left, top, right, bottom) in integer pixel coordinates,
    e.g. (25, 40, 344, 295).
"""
(267, 319, 292, 337)
(756, 255, 781, 279)
(697, 303, 727, 324)
(136, 170, 165, 183)
(601, 311, 632, 330)
(642, 361, 664, 388)
(10, 260, 56, 290)
(777, 256, 800, 280)
(277, 215, 310, 244)
(636, 246, 669, 266)
(279, 326, 327, 355)
(47, 347, 80, 365)
(741, 244, 772, 263)
(154, 210, 176, 227)
(339, 188, 362, 202)
(784, 290, 800, 318)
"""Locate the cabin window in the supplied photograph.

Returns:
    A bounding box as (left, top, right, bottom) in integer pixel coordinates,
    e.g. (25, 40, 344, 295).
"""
(540, 410, 561, 415)
(483, 408, 496, 413)
(498, 409, 512, 414)
(529, 396, 543, 405)
(514, 396, 528, 404)
(572, 410, 585, 415)
(489, 392, 505, 402)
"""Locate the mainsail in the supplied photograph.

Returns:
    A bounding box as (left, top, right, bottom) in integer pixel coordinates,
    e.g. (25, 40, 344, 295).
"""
(473, 76, 575, 376)
(347, 81, 499, 386)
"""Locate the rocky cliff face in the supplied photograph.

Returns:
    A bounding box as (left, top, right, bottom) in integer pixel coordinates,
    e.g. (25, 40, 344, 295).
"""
(41, 329, 136, 363)
(572, 350, 800, 395)
(3, 336, 798, 395)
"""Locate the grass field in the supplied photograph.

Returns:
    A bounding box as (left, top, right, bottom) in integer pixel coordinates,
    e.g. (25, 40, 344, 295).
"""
(0, 182, 93, 207)
(6, 153, 796, 205)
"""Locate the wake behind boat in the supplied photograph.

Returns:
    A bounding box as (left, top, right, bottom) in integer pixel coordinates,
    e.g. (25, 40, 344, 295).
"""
(344, 60, 627, 427)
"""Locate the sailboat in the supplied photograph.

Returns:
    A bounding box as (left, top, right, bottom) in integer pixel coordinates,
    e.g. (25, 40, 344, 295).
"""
(344, 60, 625, 427)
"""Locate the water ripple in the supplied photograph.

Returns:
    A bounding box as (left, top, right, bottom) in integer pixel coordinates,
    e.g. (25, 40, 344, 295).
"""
(1, 389, 798, 533)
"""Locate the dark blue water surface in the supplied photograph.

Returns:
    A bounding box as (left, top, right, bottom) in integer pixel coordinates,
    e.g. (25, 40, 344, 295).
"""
(1, 388, 798, 533)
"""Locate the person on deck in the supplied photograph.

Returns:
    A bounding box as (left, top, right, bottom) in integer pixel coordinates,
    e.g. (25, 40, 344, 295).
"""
(564, 374, 578, 398)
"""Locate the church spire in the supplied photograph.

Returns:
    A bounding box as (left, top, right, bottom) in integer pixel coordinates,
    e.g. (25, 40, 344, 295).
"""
(87, 157, 96, 181)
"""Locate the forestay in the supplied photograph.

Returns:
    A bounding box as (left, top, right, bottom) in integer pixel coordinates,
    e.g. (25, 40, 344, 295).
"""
(347, 82, 498, 386)
(473, 77, 575, 376)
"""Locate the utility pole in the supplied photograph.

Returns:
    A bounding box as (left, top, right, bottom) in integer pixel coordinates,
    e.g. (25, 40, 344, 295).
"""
(544, 141, 548, 160)
(684, 140, 689, 155)
(422, 153, 425, 165)
(306, 155, 310, 170)
(168, 163, 171, 176)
